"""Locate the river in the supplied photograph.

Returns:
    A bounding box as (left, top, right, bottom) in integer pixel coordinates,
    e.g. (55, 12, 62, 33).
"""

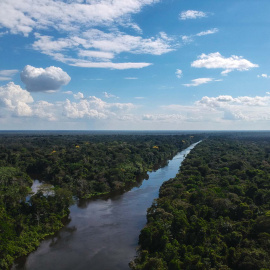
(12, 142, 199, 270)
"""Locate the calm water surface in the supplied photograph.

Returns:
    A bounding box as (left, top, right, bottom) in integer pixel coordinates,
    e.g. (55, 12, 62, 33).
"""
(13, 142, 200, 270)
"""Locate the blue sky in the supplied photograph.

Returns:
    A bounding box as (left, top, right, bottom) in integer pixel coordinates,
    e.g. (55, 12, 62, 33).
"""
(0, 0, 270, 130)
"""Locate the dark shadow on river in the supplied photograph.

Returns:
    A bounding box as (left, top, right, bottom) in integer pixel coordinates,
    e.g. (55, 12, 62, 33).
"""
(12, 142, 200, 270)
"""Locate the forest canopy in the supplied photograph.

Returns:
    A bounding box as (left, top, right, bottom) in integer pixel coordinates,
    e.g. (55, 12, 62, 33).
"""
(0, 133, 200, 269)
(132, 136, 270, 270)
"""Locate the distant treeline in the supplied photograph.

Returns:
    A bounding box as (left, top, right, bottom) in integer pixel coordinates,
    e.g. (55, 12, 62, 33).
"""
(0, 134, 201, 197)
(0, 134, 200, 269)
(132, 137, 270, 270)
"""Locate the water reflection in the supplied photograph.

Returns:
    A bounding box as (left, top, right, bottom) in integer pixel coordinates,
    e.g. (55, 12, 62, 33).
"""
(48, 226, 77, 248)
(26, 180, 54, 203)
(25, 180, 42, 202)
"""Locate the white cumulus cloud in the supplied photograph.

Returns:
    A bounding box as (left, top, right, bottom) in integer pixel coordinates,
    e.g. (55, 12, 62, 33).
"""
(69, 61, 151, 69)
(0, 82, 33, 116)
(180, 10, 208, 20)
(258, 74, 270, 78)
(63, 99, 107, 119)
(32, 30, 174, 69)
(0, 0, 160, 36)
(183, 77, 218, 87)
(181, 28, 219, 44)
(33, 101, 57, 121)
(103, 92, 119, 99)
(191, 52, 259, 75)
(0, 0, 174, 70)
(181, 35, 194, 44)
(175, 69, 183, 78)
(162, 94, 270, 123)
(195, 95, 270, 121)
(20, 65, 71, 92)
(78, 50, 115, 61)
(0, 82, 138, 123)
(73, 92, 84, 100)
(196, 28, 219, 36)
(197, 95, 270, 107)
(63, 96, 135, 119)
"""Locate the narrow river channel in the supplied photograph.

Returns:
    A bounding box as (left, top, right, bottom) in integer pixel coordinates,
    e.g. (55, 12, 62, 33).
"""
(12, 142, 200, 270)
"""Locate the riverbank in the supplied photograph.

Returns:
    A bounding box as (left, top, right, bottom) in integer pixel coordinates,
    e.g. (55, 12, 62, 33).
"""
(12, 142, 200, 270)
(0, 134, 201, 269)
(132, 137, 270, 269)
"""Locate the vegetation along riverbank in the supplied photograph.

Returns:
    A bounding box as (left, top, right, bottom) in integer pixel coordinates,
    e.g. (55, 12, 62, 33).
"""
(0, 133, 201, 269)
(131, 135, 270, 270)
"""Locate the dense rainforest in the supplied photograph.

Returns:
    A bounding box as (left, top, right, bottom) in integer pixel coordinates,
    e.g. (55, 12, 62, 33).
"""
(132, 136, 270, 270)
(0, 133, 200, 269)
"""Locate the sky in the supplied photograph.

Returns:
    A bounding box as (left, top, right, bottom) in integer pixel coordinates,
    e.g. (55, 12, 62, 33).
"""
(0, 0, 270, 130)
